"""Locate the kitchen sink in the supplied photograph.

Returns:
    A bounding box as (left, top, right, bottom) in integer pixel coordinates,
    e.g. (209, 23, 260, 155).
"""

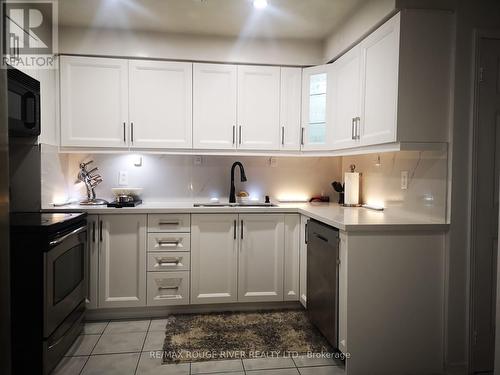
(193, 202, 278, 207)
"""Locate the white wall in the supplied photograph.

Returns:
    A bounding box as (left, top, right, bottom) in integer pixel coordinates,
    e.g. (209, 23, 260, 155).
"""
(41, 151, 341, 206)
(322, 0, 396, 62)
(342, 151, 448, 222)
(58, 26, 323, 66)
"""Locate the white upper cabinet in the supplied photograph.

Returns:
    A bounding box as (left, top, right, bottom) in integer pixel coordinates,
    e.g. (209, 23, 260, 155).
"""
(193, 63, 237, 149)
(331, 45, 362, 150)
(328, 11, 452, 149)
(280, 67, 302, 150)
(191, 214, 239, 304)
(237, 65, 280, 150)
(129, 60, 192, 149)
(238, 214, 284, 302)
(359, 13, 400, 146)
(301, 64, 333, 150)
(60, 56, 129, 148)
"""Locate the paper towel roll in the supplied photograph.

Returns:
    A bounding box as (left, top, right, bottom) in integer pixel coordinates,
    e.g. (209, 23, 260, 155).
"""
(344, 172, 360, 205)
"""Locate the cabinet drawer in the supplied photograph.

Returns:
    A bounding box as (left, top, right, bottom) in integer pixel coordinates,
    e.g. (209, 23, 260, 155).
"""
(147, 252, 190, 272)
(148, 214, 190, 232)
(147, 271, 190, 306)
(147, 233, 190, 252)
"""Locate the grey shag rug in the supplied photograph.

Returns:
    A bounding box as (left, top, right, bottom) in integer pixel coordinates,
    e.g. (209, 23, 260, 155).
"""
(160, 310, 334, 363)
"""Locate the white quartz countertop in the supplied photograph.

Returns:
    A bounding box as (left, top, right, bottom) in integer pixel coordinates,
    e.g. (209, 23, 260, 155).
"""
(42, 201, 449, 232)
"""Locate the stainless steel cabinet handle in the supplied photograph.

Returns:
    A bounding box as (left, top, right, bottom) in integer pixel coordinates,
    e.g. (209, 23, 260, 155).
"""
(281, 126, 285, 145)
(157, 258, 181, 266)
(239, 126, 242, 145)
(356, 117, 361, 140)
(49, 226, 86, 247)
(232, 125, 236, 144)
(351, 118, 356, 140)
(123, 122, 126, 143)
(158, 286, 179, 290)
(157, 240, 180, 247)
(241, 220, 243, 239)
(158, 220, 180, 225)
(131, 122, 134, 143)
(301, 127, 305, 145)
(305, 222, 308, 244)
(233, 219, 237, 240)
(99, 220, 103, 242)
(92, 221, 96, 243)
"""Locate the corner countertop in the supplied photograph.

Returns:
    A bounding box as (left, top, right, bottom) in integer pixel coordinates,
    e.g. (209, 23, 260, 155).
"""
(42, 201, 449, 232)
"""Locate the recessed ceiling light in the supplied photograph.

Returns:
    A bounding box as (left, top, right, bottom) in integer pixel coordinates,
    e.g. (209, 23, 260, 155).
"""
(253, 0, 268, 9)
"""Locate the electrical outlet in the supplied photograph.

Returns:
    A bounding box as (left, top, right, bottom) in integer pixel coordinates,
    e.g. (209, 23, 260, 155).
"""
(194, 155, 202, 165)
(400, 171, 408, 190)
(269, 157, 277, 167)
(118, 171, 128, 186)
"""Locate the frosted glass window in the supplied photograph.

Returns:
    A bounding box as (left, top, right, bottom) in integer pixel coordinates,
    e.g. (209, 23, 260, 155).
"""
(309, 94, 326, 124)
(310, 73, 327, 95)
(307, 73, 327, 144)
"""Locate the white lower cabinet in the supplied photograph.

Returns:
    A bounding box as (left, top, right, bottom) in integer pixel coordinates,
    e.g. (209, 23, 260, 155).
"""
(98, 215, 147, 308)
(86, 215, 99, 309)
(284, 215, 300, 301)
(191, 214, 239, 304)
(147, 214, 191, 306)
(238, 214, 284, 302)
(147, 252, 190, 272)
(147, 271, 190, 306)
(299, 215, 309, 307)
(338, 231, 348, 353)
(191, 213, 290, 304)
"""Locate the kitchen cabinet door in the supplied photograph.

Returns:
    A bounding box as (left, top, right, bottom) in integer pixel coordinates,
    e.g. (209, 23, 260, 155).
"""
(331, 45, 362, 150)
(129, 60, 192, 149)
(301, 65, 333, 150)
(98, 215, 147, 308)
(280, 67, 302, 150)
(193, 63, 237, 149)
(60, 56, 129, 148)
(338, 231, 348, 353)
(359, 13, 400, 146)
(191, 214, 238, 304)
(238, 214, 284, 302)
(299, 215, 308, 307)
(86, 215, 99, 309)
(237, 65, 280, 150)
(284, 214, 300, 301)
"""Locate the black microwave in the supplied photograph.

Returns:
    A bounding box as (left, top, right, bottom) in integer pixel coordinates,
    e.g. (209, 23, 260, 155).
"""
(8, 66, 41, 137)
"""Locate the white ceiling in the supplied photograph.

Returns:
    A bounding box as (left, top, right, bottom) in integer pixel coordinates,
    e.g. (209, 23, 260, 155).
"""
(58, 0, 369, 40)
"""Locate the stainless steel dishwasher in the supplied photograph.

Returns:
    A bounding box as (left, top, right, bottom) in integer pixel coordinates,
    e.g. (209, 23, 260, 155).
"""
(307, 219, 339, 347)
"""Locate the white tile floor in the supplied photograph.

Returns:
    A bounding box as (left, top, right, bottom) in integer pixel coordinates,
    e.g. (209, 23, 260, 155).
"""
(53, 319, 345, 375)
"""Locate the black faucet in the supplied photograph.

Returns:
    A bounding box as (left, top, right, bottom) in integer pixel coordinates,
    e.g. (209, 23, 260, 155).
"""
(229, 161, 247, 203)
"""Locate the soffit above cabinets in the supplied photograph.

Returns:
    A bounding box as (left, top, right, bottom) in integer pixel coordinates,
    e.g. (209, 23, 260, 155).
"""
(57, 0, 369, 40)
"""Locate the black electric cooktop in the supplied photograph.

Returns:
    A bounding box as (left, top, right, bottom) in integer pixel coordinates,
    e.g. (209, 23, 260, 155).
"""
(10, 212, 87, 236)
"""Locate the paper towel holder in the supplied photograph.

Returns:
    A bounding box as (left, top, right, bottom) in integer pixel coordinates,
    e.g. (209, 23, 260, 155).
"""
(341, 164, 362, 207)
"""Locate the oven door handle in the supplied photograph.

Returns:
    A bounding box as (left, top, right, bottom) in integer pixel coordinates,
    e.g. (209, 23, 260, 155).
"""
(49, 226, 87, 247)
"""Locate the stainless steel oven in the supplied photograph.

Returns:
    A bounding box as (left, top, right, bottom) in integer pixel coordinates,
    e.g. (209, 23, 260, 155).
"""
(44, 224, 88, 337)
(10, 212, 88, 374)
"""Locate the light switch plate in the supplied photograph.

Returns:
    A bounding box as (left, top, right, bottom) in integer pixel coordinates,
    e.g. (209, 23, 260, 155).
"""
(401, 171, 408, 190)
(118, 171, 128, 186)
(269, 157, 277, 167)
